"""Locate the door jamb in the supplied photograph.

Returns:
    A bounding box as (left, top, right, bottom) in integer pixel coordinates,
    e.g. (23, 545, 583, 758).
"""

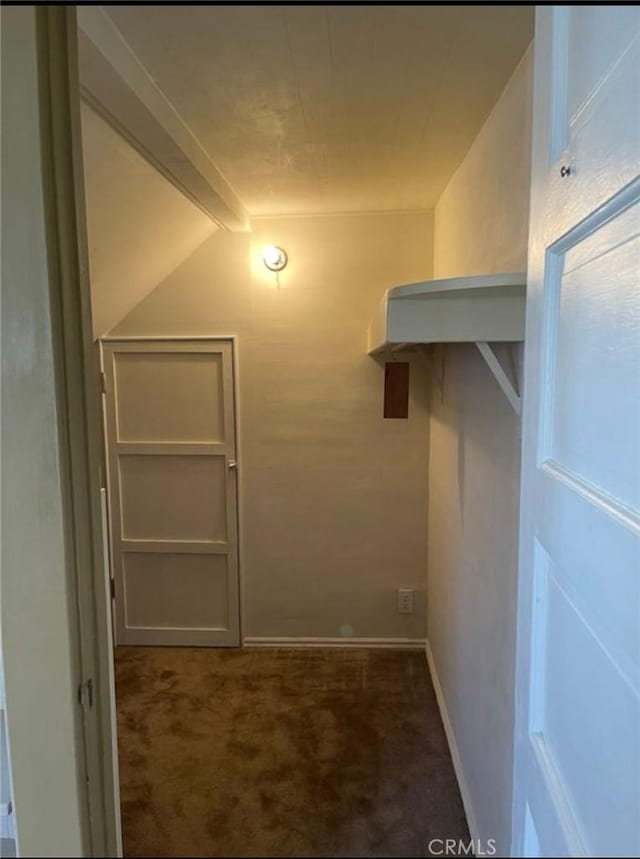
(37, 6, 119, 855)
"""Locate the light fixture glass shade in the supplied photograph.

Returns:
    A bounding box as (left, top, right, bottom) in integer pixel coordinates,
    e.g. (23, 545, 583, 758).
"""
(262, 245, 288, 272)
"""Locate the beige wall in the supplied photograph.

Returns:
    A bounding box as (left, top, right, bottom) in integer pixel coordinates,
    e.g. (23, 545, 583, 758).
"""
(80, 101, 217, 339)
(427, 46, 533, 854)
(112, 211, 434, 641)
(433, 47, 533, 279)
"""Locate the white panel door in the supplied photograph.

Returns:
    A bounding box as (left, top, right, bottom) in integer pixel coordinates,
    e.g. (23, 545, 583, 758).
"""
(101, 339, 240, 647)
(513, 7, 640, 858)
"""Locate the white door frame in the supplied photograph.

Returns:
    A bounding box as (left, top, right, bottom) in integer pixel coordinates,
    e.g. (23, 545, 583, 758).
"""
(100, 335, 245, 646)
(2, 6, 119, 855)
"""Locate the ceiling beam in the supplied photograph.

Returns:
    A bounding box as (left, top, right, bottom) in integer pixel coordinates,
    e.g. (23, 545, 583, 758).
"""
(77, 6, 249, 232)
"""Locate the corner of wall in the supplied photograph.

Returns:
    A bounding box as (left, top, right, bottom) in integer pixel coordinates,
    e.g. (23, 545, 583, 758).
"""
(425, 43, 534, 854)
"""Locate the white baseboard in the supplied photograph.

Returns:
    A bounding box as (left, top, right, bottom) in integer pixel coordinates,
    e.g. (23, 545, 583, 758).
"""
(243, 636, 427, 651)
(425, 640, 480, 844)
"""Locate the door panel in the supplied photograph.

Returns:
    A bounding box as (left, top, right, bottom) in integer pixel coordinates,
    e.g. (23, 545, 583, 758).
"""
(513, 7, 640, 857)
(113, 350, 227, 443)
(542, 565, 638, 856)
(544, 201, 640, 512)
(123, 553, 230, 632)
(565, 7, 639, 122)
(119, 455, 227, 542)
(102, 339, 239, 647)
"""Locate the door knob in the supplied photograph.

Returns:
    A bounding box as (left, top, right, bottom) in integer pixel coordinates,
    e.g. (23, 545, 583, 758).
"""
(560, 164, 572, 177)
(228, 460, 238, 470)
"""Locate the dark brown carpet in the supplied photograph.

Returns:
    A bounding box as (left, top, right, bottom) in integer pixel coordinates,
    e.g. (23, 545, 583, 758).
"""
(115, 647, 469, 858)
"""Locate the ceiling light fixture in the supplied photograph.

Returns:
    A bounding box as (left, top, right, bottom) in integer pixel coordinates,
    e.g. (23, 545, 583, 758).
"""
(262, 245, 288, 272)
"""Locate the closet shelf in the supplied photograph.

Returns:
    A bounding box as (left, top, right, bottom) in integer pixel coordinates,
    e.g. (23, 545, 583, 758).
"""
(367, 272, 527, 414)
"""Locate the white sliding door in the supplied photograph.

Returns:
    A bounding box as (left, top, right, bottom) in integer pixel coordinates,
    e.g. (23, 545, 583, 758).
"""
(101, 339, 240, 647)
(513, 7, 640, 857)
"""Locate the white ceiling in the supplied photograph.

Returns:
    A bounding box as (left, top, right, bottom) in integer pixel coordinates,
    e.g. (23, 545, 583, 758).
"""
(101, 5, 533, 217)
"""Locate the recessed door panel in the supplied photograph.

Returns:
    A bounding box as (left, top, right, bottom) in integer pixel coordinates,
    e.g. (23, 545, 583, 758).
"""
(545, 200, 640, 510)
(114, 351, 225, 443)
(123, 553, 229, 631)
(119, 454, 227, 542)
(566, 8, 639, 123)
(541, 571, 639, 857)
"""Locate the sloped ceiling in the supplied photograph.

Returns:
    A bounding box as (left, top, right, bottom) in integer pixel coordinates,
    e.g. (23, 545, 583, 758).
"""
(81, 102, 217, 338)
(80, 6, 533, 337)
(101, 4, 533, 216)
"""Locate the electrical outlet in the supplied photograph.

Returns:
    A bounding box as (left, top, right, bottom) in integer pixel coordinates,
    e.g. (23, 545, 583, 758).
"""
(397, 587, 414, 614)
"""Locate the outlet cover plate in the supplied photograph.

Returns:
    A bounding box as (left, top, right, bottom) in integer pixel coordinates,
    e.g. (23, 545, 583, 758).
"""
(397, 587, 415, 614)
